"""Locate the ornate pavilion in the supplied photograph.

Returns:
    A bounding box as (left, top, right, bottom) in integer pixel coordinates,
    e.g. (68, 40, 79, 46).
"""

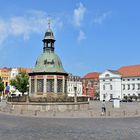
(29, 21, 68, 97)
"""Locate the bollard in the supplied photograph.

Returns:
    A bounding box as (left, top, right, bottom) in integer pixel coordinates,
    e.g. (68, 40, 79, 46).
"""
(90, 111, 93, 117)
(71, 111, 74, 117)
(9, 108, 12, 114)
(20, 109, 23, 114)
(53, 110, 56, 117)
(34, 110, 38, 116)
(135, 110, 138, 115)
(108, 111, 110, 116)
(123, 110, 126, 116)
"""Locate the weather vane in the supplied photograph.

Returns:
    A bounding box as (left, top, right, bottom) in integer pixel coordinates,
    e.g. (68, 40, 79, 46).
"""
(48, 17, 51, 29)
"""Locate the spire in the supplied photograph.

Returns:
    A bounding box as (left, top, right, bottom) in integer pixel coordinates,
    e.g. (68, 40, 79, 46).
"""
(48, 18, 51, 29)
(42, 18, 55, 52)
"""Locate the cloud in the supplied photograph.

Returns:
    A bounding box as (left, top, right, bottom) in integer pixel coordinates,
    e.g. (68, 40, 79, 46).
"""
(0, 10, 63, 46)
(78, 30, 86, 41)
(93, 11, 112, 25)
(73, 2, 86, 27)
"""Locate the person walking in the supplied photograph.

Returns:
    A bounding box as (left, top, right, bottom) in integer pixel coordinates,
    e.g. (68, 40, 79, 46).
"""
(101, 100, 106, 116)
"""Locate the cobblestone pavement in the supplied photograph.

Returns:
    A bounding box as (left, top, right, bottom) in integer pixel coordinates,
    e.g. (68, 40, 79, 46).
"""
(0, 113, 140, 140)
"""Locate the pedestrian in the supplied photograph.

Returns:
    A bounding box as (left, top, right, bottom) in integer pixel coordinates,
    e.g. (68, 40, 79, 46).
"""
(101, 100, 106, 115)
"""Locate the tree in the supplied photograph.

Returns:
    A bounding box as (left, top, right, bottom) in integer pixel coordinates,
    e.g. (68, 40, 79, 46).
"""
(0, 77, 4, 95)
(10, 72, 29, 95)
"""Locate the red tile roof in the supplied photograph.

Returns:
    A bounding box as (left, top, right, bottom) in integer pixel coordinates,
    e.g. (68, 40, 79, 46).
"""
(83, 72, 100, 79)
(18, 68, 32, 73)
(118, 64, 140, 77)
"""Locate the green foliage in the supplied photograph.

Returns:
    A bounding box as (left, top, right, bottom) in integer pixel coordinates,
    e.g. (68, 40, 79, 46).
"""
(0, 77, 4, 94)
(10, 72, 29, 95)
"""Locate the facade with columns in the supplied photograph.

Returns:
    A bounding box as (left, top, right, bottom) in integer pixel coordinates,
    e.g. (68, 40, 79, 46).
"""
(99, 65, 140, 101)
(99, 70, 122, 101)
(29, 22, 68, 97)
(67, 74, 82, 97)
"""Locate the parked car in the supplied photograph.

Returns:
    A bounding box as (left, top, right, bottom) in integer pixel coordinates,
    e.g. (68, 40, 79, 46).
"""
(109, 98, 121, 102)
(121, 98, 133, 102)
(10, 90, 22, 97)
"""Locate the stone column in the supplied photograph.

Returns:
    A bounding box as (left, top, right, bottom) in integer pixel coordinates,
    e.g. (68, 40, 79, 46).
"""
(54, 75, 57, 93)
(62, 76, 65, 93)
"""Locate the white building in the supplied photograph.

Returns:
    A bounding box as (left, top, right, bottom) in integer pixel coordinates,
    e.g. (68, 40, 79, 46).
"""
(118, 65, 140, 98)
(67, 74, 83, 97)
(100, 65, 140, 101)
(99, 70, 122, 101)
(10, 68, 19, 79)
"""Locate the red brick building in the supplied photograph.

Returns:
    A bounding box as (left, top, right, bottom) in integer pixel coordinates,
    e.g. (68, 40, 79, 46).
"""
(82, 72, 100, 99)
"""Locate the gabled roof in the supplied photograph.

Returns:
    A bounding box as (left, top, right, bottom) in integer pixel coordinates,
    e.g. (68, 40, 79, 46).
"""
(118, 64, 140, 77)
(83, 72, 100, 79)
(107, 69, 121, 75)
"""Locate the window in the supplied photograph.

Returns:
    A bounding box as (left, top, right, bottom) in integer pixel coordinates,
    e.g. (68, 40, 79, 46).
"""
(110, 79, 112, 81)
(47, 79, 54, 92)
(128, 84, 130, 90)
(57, 79, 63, 93)
(105, 74, 110, 77)
(132, 84, 135, 90)
(138, 84, 140, 90)
(127, 79, 130, 81)
(138, 78, 140, 80)
(123, 79, 125, 81)
(123, 84, 125, 90)
(37, 79, 44, 93)
(103, 85, 105, 90)
(103, 79, 105, 82)
(110, 85, 113, 90)
(31, 79, 35, 94)
(110, 94, 113, 99)
(103, 94, 106, 99)
(65, 80, 67, 93)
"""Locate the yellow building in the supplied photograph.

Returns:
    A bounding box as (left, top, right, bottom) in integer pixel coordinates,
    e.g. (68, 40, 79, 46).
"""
(0, 68, 11, 87)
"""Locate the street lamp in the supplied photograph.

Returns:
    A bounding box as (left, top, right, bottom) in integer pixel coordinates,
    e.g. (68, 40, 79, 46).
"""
(74, 84, 77, 103)
(86, 86, 90, 102)
(26, 84, 29, 103)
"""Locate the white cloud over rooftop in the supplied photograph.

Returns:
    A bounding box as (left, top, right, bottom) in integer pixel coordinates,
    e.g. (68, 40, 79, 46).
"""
(0, 10, 63, 46)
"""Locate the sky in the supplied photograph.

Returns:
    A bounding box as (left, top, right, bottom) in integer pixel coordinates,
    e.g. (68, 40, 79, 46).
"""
(0, 0, 140, 77)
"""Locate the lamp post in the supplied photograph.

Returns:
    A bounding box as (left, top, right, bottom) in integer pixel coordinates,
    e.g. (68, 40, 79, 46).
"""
(74, 85, 77, 103)
(26, 84, 29, 103)
(86, 86, 90, 102)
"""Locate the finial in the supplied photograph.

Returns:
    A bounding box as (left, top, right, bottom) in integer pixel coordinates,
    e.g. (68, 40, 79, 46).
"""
(48, 18, 51, 29)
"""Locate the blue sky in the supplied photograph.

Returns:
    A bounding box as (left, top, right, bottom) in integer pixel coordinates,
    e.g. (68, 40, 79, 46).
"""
(0, 0, 140, 76)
